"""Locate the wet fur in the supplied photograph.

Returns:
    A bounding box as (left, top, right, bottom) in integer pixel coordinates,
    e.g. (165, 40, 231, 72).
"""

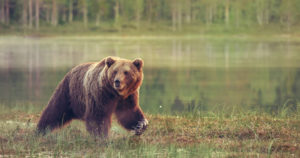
(37, 57, 147, 137)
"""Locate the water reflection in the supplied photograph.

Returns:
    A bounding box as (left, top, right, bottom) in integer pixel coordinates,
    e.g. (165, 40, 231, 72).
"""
(0, 37, 299, 114)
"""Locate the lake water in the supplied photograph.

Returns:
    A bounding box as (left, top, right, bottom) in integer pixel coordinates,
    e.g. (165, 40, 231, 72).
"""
(0, 36, 299, 115)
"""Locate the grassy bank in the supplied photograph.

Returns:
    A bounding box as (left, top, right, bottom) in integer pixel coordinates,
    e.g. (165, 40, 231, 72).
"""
(0, 107, 299, 157)
(1, 22, 300, 38)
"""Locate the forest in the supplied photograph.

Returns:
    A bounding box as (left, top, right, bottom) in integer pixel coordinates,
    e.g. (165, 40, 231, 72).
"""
(0, 0, 300, 33)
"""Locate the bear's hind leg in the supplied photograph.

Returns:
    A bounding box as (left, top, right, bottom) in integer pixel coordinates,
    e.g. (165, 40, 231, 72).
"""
(37, 77, 75, 135)
(37, 107, 75, 135)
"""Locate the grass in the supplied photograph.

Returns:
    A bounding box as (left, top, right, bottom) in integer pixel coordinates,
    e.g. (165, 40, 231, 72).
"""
(0, 105, 299, 158)
(2, 21, 300, 38)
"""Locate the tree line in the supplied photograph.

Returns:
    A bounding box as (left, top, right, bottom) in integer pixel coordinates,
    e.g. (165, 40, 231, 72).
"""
(0, 0, 299, 31)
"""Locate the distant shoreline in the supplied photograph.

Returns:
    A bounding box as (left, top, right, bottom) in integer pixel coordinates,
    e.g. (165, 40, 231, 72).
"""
(1, 33, 300, 42)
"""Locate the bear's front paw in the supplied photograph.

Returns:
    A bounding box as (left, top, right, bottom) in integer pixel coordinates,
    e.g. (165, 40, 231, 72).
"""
(134, 119, 148, 135)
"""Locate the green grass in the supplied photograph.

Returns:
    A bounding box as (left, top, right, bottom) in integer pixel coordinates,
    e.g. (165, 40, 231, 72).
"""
(0, 105, 299, 157)
(2, 21, 300, 38)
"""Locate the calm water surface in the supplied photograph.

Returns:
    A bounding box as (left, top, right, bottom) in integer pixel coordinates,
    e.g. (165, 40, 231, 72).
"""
(0, 36, 299, 114)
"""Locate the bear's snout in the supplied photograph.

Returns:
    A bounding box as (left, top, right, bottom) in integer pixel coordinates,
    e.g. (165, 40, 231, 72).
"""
(114, 79, 121, 88)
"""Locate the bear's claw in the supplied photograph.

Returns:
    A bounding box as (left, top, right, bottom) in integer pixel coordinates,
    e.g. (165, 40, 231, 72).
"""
(134, 119, 148, 135)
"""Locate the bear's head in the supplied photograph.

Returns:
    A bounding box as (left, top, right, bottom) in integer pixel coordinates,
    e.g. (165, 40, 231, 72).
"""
(105, 56, 143, 98)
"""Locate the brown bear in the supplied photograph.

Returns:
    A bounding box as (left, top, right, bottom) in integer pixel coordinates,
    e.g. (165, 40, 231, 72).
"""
(37, 56, 148, 137)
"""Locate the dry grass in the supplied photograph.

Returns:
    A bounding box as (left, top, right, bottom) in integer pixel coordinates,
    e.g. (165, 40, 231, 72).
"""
(0, 111, 299, 157)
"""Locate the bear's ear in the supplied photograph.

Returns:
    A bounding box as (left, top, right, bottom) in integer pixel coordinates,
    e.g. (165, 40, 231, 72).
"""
(106, 57, 116, 68)
(133, 58, 143, 71)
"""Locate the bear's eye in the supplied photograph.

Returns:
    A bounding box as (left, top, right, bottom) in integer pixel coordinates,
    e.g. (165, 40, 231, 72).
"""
(124, 71, 128, 75)
(113, 71, 117, 75)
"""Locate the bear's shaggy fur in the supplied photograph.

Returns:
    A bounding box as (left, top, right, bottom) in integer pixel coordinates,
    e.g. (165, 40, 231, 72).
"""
(37, 56, 148, 137)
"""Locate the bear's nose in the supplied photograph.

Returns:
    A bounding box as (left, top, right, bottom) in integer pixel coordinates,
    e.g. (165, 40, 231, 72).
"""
(114, 79, 120, 88)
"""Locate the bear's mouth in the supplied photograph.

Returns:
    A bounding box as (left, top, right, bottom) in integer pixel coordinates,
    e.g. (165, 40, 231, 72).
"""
(114, 86, 125, 92)
(116, 88, 124, 92)
(113, 81, 126, 95)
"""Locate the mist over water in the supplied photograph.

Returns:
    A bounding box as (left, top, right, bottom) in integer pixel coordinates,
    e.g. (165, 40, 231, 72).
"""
(0, 37, 299, 114)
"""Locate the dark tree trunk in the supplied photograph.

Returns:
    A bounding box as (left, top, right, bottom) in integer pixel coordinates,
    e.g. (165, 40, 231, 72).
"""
(51, 0, 57, 26)
(45, 4, 50, 23)
(68, 0, 73, 23)
(29, 0, 33, 28)
(0, 0, 4, 23)
(114, 0, 119, 27)
(5, 0, 9, 24)
(171, 2, 176, 31)
(225, 0, 229, 26)
(22, 0, 28, 27)
(177, 2, 182, 31)
(83, 0, 88, 28)
(35, 0, 39, 30)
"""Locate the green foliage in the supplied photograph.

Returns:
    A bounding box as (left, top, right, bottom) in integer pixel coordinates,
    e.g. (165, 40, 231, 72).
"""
(1, 0, 300, 33)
